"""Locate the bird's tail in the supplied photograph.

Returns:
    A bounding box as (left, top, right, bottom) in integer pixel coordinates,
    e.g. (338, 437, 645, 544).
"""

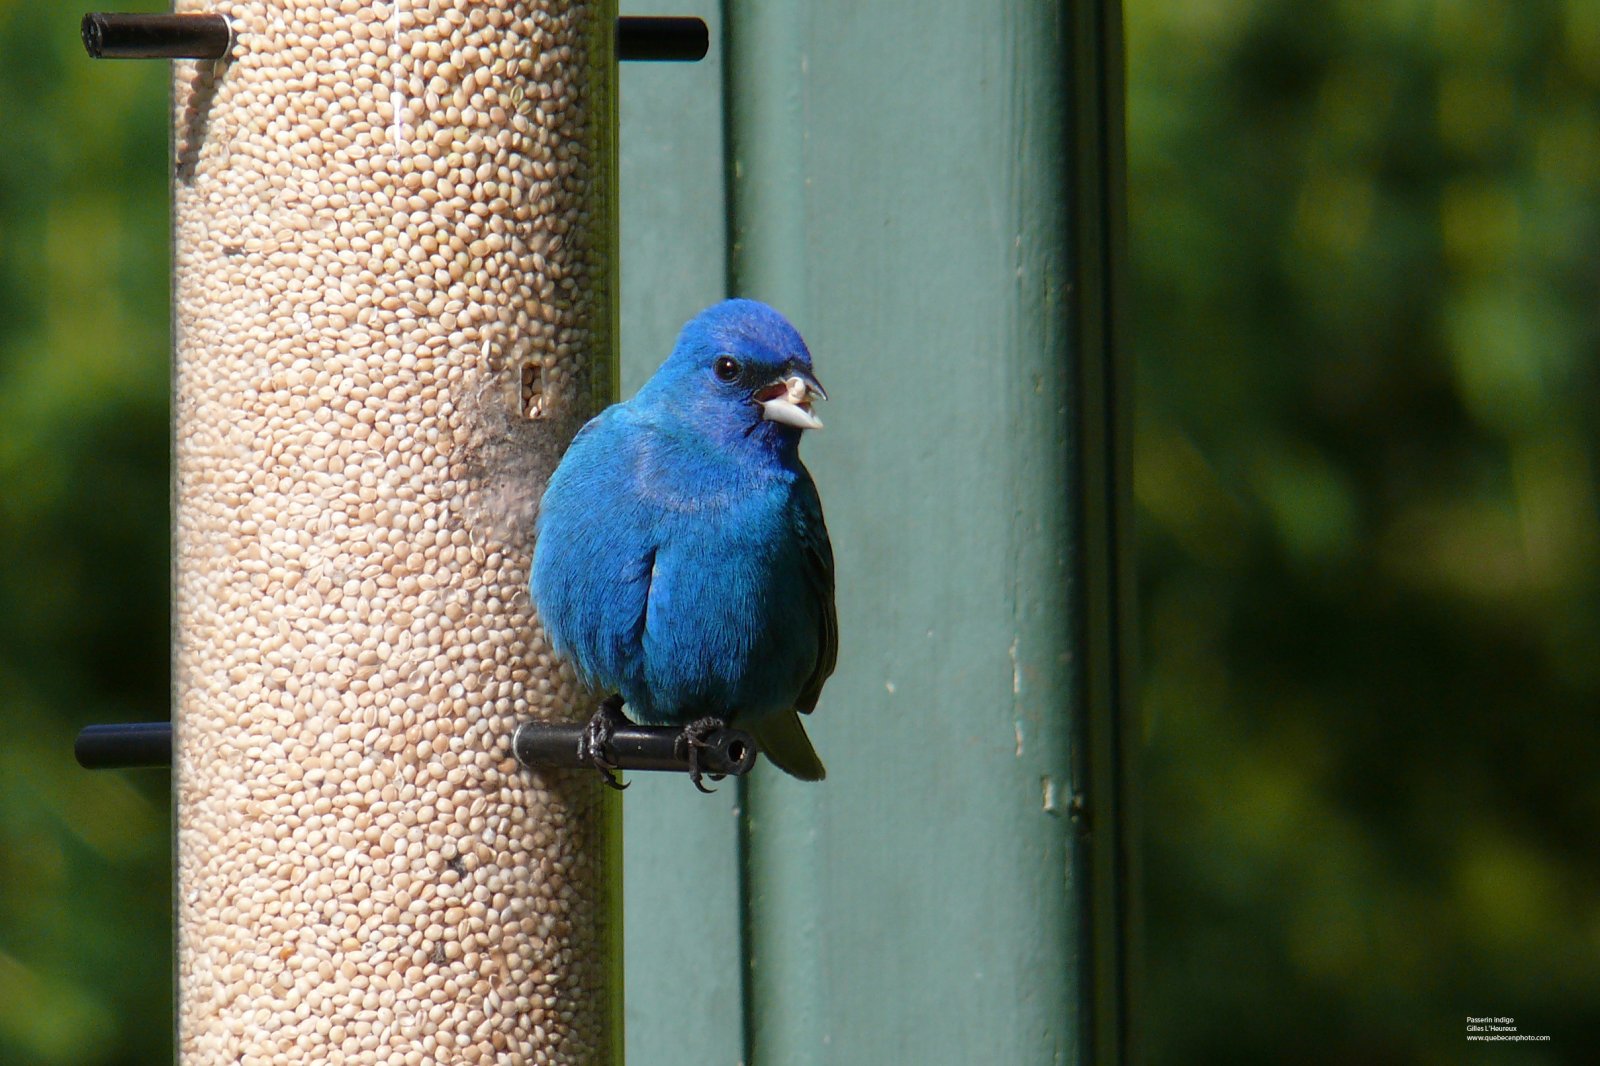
(748, 708, 826, 781)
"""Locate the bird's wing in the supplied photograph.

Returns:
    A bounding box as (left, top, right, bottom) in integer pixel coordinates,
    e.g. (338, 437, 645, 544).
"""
(793, 467, 836, 715)
(531, 404, 660, 699)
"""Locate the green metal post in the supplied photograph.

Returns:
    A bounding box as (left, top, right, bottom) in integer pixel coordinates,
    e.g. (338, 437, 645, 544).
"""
(1067, 5, 1138, 1059)
(620, 1, 1133, 1062)
(721, 5, 829, 1066)
(617, 4, 746, 1064)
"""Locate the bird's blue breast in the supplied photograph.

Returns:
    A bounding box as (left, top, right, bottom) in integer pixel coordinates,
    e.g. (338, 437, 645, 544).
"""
(531, 403, 820, 726)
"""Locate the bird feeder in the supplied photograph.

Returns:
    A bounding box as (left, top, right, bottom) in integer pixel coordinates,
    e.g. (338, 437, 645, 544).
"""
(158, 1, 620, 1060)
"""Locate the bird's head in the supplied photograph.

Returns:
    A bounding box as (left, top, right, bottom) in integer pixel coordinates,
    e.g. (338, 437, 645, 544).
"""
(646, 299, 827, 450)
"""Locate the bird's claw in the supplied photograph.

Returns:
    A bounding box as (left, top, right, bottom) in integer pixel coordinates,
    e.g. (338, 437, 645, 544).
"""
(674, 716, 728, 793)
(579, 697, 630, 791)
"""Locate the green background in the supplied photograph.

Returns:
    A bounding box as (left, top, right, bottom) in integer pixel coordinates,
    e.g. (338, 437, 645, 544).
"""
(1, 1, 1596, 1063)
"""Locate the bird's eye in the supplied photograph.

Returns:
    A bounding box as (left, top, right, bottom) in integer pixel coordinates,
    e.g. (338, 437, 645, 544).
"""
(713, 356, 741, 382)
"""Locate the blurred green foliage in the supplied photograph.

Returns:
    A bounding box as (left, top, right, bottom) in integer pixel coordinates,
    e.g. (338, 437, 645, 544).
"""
(2, 0, 1595, 1063)
(1130, 0, 1600, 1062)
(0, 2, 173, 1063)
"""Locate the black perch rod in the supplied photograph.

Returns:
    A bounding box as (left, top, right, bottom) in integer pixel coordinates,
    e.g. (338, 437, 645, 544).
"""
(617, 16, 709, 62)
(514, 721, 758, 776)
(81, 12, 233, 60)
(84, 12, 698, 63)
(75, 721, 172, 770)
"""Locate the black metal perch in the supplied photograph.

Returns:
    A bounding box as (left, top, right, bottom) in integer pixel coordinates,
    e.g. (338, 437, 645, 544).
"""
(81, 13, 233, 60)
(75, 721, 172, 769)
(82, 13, 707, 64)
(513, 720, 758, 777)
(617, 16, 709, 62)
(75, 718, 756, 777)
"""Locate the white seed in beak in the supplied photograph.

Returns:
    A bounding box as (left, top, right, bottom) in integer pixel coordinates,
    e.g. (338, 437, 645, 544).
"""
(759, 375, 825, 430)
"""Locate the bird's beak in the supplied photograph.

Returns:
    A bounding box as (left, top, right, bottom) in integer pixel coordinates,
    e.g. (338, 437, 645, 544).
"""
(756, 370, 827, 431)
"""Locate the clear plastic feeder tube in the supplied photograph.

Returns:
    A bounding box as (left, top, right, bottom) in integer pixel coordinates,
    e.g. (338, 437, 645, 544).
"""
(170, 1, 619, 1061)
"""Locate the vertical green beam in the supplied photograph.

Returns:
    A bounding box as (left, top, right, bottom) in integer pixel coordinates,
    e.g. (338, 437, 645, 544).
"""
(625, 2, 1130, 1062)
(617, 5, 744, 1064)
(722, 5, 828, 1066)
(721, 1, 1131, 1063)
(1067, 3, 1138, 1061)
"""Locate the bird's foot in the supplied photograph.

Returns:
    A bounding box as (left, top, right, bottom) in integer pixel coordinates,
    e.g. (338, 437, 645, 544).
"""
(578, 696, 630, 791)
(673, 716, 729, 794)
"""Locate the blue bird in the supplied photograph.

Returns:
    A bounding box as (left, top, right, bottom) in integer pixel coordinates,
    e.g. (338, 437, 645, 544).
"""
(531, 299, 835, 789)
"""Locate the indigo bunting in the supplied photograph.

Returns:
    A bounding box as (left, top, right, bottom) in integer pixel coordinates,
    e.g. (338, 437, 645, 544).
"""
(531, 299, 835, 789)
